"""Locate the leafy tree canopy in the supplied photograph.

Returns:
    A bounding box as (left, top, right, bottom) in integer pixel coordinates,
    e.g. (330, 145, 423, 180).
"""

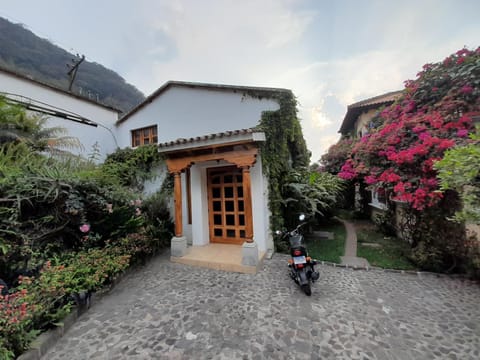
(435, 125, 480, 223)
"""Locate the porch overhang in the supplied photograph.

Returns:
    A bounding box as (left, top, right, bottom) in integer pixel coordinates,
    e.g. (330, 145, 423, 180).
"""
(158, 128, 265, 155)
(161, 129, 265, 249)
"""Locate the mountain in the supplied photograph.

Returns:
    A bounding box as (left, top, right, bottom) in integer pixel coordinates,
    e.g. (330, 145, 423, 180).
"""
(0, 17, 145, 113)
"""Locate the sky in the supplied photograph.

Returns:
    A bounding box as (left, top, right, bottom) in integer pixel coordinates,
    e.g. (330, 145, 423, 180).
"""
(0, 0, 479, 162)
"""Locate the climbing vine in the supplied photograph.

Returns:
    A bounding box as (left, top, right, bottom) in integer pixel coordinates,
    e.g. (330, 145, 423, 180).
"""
(248, 91, 310, 242)
(102, 144, 164, 191)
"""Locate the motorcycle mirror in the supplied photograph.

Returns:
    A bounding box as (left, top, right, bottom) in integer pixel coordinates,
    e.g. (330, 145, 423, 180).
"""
(298, 214, 306, 221)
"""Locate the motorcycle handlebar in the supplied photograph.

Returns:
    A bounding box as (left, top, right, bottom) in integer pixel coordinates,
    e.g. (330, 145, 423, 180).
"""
(275, 222, 307, 237)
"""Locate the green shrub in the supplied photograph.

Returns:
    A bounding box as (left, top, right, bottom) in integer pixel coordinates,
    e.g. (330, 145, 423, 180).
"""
(141, 191, 174, 249)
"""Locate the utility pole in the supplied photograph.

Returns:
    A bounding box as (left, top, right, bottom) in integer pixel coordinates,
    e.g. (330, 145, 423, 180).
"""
(66, 54, 85, 91)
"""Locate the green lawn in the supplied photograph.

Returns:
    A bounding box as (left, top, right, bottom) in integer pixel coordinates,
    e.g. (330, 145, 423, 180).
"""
(305, 221, 346, 263)
(356, 226, 417, 270)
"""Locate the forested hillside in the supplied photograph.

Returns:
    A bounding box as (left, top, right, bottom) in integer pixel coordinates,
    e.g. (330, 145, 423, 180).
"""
(0, 17, 145, 113)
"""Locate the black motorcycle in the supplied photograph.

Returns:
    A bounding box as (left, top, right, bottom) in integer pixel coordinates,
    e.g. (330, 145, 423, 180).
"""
(277, 214, 319, 296)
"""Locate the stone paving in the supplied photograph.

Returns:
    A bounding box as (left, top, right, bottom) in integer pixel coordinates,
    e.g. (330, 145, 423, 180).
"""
(42, 252, 480, 360)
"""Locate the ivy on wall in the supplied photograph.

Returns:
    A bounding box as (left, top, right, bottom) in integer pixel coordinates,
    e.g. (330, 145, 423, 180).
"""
(102, 144, 164, 191)
(247, 90, 310, 240)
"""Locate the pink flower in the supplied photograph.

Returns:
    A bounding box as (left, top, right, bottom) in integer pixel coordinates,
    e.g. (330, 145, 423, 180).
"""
(456, 48, 470, 57)
(438, 139, 455, 150)
(134, 199, 142, 207)
(79, 224, 90, 233)
(457, 129, 469, 137)
(379, 169, 401, 183)
(135, 208, 142, 216)
(365, 175, 378, 185)
(460, 85, 473, 94)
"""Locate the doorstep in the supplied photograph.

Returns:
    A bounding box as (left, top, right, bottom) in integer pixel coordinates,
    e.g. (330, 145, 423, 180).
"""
(170, 243, 265, 274)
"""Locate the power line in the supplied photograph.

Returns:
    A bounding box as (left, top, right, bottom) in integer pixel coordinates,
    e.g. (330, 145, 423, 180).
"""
(2, 92, 120, 149)
(2, 92, 97, 127)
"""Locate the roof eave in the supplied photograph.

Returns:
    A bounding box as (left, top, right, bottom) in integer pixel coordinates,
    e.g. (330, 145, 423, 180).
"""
(158, 130, 266, 154)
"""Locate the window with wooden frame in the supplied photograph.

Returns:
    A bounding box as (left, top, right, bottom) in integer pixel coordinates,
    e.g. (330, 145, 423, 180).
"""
(131, 125, 158, 147)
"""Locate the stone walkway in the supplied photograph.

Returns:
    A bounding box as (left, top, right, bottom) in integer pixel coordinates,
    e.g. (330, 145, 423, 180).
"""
(339, 219, 370, 268)
(42, 252, 480, 359)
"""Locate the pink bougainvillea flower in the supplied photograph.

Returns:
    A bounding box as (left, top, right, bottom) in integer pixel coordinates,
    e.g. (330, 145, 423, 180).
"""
(365, 175, 378, 185)
(438, 139, 455, 150)
(79, 224, 90, 233)
(456, 48, 471, 57)
(457, 129, 469, 137)
(460, 85, 473, 94)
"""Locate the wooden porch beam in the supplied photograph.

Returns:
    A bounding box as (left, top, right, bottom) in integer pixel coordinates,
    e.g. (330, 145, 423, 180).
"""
(173, 172, 183, 237)
(242, 166, 254, 243)
(166, 147, 258, 174)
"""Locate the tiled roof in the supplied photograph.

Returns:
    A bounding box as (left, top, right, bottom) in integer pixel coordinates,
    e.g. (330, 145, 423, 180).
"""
(158, 128, 265, 152)
(117, 80, 291, 125)
(347, 90, 403, 109)
(339, 90, 403, 134)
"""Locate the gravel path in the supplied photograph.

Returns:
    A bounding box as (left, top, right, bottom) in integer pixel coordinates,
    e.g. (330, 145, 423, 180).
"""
(42, 252, 480, 360)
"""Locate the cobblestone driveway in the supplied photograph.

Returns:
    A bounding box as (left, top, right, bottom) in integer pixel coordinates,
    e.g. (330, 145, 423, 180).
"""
(43, 253, 480, 360)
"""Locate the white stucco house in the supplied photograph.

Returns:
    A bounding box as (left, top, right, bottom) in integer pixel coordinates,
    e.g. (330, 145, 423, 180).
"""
(1, 71, 301, 271)
(117, 81, 295, 268)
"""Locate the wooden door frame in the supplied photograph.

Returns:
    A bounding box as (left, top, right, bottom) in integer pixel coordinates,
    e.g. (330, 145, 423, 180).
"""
(207, 166, 247, 245)
(165, 144, 257, 242)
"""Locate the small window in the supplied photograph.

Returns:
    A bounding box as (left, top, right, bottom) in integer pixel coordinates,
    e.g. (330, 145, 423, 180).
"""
(131, 125, 158, 147)
(370, 186, 388, 210)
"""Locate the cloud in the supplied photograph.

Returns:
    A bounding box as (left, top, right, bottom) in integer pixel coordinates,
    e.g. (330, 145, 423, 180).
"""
(311, 106, 333, 130)
(2, 0, 478, 163)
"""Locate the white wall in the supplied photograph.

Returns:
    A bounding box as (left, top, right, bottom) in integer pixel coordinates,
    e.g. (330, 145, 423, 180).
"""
(116, 86, 280, 147)
(354, 108, 378, 138)
(250, 155, 271, 253)
(0, 71, 119, 161)
(183, 158, 269, 252)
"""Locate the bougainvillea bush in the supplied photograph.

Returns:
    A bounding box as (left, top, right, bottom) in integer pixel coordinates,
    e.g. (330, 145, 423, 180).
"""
(320, 138, 354, 175)
(338, 47, 480, 273)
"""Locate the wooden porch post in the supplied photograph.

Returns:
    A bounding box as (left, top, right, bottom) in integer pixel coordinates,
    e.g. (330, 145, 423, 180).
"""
(242, 166, 254, 243)
(173, 172, 183, 237)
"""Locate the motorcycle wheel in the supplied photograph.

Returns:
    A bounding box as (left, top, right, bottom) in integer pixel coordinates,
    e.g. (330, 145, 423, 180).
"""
(301, 284, 312, 296)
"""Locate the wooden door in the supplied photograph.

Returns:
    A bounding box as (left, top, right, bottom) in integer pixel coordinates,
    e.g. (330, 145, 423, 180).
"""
(207, 166, 246, 244)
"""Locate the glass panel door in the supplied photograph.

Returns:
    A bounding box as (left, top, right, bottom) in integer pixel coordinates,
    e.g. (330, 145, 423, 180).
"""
(207, 166, 246, 244)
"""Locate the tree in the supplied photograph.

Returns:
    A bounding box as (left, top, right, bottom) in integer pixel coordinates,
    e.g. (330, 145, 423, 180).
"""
(320, 137, 354, 174)
(0, 96, 81, 154)
(282, 168, 344, 225)
(435, 125, 480, 224)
